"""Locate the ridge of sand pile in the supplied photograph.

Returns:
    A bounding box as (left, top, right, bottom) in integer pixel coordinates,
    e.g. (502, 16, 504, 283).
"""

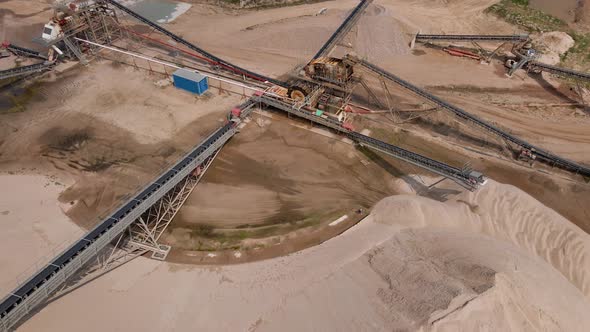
(371, 180, 590, 298)
(360, 229, 590, 331)
(237, 4, 411, 63)
(351, 4, 412, 62)
(19, 180, 590, 331)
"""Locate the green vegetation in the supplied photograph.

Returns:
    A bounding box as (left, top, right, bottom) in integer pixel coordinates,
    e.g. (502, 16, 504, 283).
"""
(184, 208, 345, 251)
(486, 0, 590, 69)
(567, 32, 590, 62)
(370, 127, 407, 146)
(0, 83, 39, 114)
(486, 0, 566, 32)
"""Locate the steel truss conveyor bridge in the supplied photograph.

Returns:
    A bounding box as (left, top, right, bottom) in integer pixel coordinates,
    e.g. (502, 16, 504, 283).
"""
(0, 62, 55, 81)
(0, 88, 484, 330)
(528, 61, 590, 81)
(0, 100, 257, 331)
(2, 43, 48, 60)
(252, 92, 486, 190)
(100, 0, 286, 88)
(414, 35, 590, 82)
(312, 0, 373, 59)
(0, 1, 486, 328)
(359, 60, 590, 178)
(415, 34, 530, 42)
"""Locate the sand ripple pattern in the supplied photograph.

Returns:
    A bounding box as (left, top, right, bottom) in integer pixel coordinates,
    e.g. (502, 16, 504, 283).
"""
(371, 180, 590, 298)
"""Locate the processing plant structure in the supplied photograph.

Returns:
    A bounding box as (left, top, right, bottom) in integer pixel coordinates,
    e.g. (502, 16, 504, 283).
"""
(1, 1, 589, 330)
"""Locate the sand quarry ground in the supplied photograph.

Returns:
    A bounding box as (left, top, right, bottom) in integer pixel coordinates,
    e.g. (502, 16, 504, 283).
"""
(1, 0, 590, 330)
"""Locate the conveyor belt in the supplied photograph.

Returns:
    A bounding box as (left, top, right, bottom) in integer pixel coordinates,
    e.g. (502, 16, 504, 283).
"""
(313, 0, 373, 59)
(528, 61, 590, 81)
(252, 93, 486, 190)
(4, 43, 47, 60)
(416, 34, 529, 42)
(359, 60, 590, 177)
(0, 101, 258, 330)
(0, 62, 54, 81)
(101, 0, 287, 87)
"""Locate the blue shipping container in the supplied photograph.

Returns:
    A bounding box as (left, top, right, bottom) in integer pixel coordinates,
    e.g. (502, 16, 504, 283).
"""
(172, 69, 208, 95)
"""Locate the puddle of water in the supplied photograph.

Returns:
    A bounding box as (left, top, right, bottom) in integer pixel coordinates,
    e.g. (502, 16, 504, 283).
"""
(125, 0, 191, 24)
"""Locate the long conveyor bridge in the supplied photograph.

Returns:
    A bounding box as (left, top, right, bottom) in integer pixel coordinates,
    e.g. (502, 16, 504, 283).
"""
(528, 61, 590, 81)
(359, 60, 590, 178)
(3, 43, 48, 60)
(0, 62, 55, 81)
(415, 34, 529, 42)
(252, 93, 486, 190)
(0, 100, 257, 331)
(312, 0, 373, 59)
(101, 0, 286, 87)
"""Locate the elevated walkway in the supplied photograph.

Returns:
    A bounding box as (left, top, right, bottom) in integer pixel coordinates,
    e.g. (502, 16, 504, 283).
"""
(416, 34, 529, 42)
(313, 0, 373, 59)
(0, 62, 55, 81)
(358, 60, 590, 177)
(102, 0, 286, 87)
(0, 100, 257, 331)
(252, 92, 486, 190)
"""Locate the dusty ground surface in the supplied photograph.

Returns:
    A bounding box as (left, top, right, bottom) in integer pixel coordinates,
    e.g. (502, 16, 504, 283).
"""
(164, 111, 397, 262)
(0, 174, 83, 297)
(1, 0, 590, 330)
(17, 180, 590, 331)
(163, 0, 590, 162)
(0, 60, 242, 228)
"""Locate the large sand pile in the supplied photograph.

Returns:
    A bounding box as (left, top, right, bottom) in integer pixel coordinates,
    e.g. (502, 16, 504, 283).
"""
(19, 180, 590, 331)
(533, 31, 575, 65)
(373, 181, 590, 297)
(351, 4, 412, 62)
(0, 175, 82, 296)
(230, 2, 412, 65)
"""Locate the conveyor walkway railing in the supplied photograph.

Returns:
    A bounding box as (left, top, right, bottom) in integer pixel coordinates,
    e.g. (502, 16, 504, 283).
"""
(101, 0, 287, 87)
(415, 34, 529, 42)
(3, 43, 48, 60)
(0, 100, 257, 331)
(528, 61, 590, 81)
(359, 60, 590, 177)
(313, 0, 373, 59)
(0, 62, 55, 81)
(252, 93, 486, 190)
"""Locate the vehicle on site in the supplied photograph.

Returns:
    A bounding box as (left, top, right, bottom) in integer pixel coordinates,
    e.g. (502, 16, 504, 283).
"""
(41, 21, 64, 42)
(41, 1, 88, 42)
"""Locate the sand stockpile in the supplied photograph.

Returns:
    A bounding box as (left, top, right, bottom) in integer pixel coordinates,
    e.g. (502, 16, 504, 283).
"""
(236, 3, 412, 65)
(533, 31, 575, 65)
(19, 180, 590, 331)
(372, 180, 590, 298)
(351, 4, 412, 62)
(0, 175, 82, 296)
(361, 229, 590, 331)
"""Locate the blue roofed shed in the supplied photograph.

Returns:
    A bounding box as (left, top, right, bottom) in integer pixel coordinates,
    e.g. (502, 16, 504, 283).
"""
(172, 69, 208, 95)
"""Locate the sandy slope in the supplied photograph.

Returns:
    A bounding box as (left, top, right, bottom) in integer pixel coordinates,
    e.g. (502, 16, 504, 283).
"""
(2, 1, 590, 330)
(372, 181, 590, 297)
(18, 180, 590, 331)
(0, 175, 82, 296)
